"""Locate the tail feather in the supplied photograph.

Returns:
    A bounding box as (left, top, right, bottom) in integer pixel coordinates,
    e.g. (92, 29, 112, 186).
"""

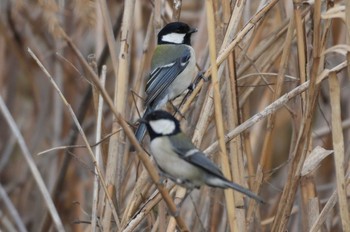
(224, 180, 265, 204)
(135, 123, 147, 142)
(206, 177, 264, 203)
(135, 107, 153, 142)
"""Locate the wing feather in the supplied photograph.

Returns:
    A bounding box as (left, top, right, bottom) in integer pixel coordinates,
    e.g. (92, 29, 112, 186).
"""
(145, 49, 191, 107)
(169, 134, 224, 178)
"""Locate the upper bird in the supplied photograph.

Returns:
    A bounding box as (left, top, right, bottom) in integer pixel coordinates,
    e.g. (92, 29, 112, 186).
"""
(135, 22, 197, 142)
(142, 110, 264, 204)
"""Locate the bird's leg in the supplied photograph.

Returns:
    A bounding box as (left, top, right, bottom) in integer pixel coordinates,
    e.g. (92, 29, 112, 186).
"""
(130, 89, 145, 120)
(158, 173, 168, 185)
(169, 101, 185, 119)
(174, 71, 208, 116)
(156, 167, 174, 185)
(188, 71, 208, 91)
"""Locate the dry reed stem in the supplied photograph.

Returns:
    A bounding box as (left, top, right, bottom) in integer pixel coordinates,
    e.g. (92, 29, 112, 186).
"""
(154, 0, 162, 28)
(98, 0, 135, 230)
(205, 59, 348, 155)
(227, 49, 248, 228)
(56, 32, 138, 229)
(35, 130, 120, 157)
(0, 95, 64, 232)
(122, 191, 164, 232)
(166, 185, 187, 231)
(328, 72, 350, 230)
(59, 25, 135, 230)
(346, 0, 350, 79)
(166, 215, 177, 232)
(294, 0, 308, 106)
(58, 24, 188, 231)
(27, 48, 121, 229)
(191, 8, 282, 189)
(224, 3, 252, 229)
(237, 16, 290, 76)
(120, 169, 153, 227)
(259, 15, 295, 172)
(114, 0, 135, 174)
(271, 0, 323, 230)
(206, 0, 239, 231)
(300, 175, 319, 231)
(0, 184, 28, 232)
(91, 65, 106, 232)
(215, 0, 279, 67)
(132, 13, 155, 116)
(2, 1, 350, 231)
(309, 190, 338, 232)
(248, 13, 296, 223)
(182, 0, 279, 126)
(309, 177, 350, 232)
(313, 118, 350, 138)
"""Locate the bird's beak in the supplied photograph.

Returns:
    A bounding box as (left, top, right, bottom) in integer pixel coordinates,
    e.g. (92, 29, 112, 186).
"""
(189, 27, 198, 34)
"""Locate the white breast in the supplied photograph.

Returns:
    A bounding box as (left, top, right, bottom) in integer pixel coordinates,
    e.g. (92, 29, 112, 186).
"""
(167, 46, 196, 100)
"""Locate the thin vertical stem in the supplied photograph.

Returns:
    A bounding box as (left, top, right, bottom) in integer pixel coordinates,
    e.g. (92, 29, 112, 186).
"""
(206, 0, 238, 231)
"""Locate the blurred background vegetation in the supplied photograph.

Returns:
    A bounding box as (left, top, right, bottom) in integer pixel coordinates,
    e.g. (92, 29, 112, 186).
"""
(0, 0, 349, 231)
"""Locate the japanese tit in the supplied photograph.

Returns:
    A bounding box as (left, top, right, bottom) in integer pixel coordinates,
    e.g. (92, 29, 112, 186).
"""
(142, 110, 264, 203)
(135, 22, 197, 142)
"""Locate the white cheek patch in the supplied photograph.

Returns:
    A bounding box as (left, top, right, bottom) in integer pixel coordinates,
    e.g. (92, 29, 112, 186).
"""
(162, 33, 186, 44)
(149, 119, 176, 135)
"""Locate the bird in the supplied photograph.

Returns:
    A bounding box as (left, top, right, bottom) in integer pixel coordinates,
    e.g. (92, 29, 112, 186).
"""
(134, 22, 198, 142)
(141, 110, 264, 204)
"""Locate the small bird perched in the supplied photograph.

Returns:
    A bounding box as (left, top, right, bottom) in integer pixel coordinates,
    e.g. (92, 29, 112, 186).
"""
(142, 110, 264, 204)
(135, 22, 198, 142)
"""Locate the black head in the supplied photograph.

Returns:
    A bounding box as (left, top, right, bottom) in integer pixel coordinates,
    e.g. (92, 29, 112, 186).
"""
(143, 110, 181, 139)
(157, 22, 197, 45)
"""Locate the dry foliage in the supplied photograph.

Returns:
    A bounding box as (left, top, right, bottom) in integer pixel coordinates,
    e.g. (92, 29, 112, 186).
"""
(0, 0, 349, 231)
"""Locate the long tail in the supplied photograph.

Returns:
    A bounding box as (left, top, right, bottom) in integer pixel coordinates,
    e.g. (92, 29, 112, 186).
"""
(135, 107, 153, 142)
(224, 180, 265, 204)
(207, 176, 264, 203)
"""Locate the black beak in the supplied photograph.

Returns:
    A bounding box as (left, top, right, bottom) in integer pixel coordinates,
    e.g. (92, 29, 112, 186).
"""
(189, 27, 198, 34)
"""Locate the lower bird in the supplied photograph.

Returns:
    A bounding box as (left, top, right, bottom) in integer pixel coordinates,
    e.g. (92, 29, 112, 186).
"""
(141, 110, 264, 204)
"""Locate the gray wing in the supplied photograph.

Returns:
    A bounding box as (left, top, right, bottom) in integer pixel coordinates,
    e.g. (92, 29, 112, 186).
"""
(145, 49, 191, 106)
(169, 133, 224, 178)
